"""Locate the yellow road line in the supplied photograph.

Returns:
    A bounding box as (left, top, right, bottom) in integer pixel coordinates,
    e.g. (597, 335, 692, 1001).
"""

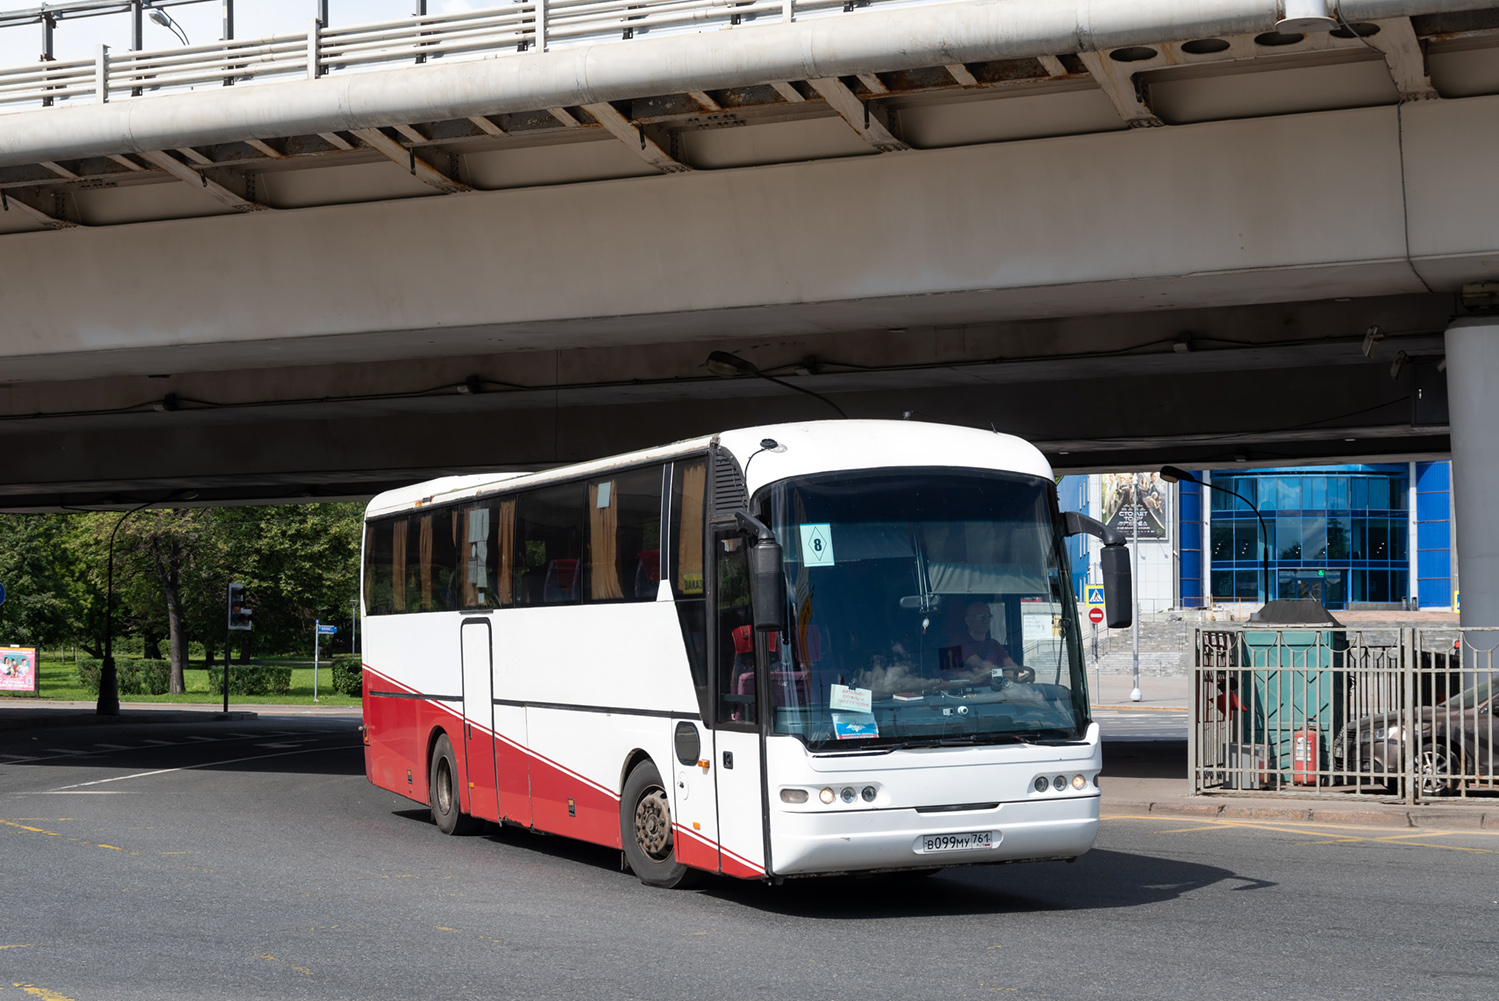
(12, 985, 79, 1001)
(0, 820, 60, 836)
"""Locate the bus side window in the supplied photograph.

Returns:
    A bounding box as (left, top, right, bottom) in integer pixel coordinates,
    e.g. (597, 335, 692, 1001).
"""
(670, 459, 706, 598)
(515, 483, 586, 606)
(456, 503, 501, 609)
(391, 517, 411, 613)
(715, 531, 756, 725)
(586, 465, 663, 602)
(365, 520, 394, 615)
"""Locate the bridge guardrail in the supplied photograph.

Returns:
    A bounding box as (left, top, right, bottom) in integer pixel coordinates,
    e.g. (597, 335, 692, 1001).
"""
(0, 0, 922, 112)
(1190, 625, 1497, 804)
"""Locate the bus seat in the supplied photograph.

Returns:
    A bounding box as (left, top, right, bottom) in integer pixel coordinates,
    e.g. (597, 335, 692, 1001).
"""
(633, 549, 661, 599)
(543, 558, 579, 602)
(732, 624, 778, 654)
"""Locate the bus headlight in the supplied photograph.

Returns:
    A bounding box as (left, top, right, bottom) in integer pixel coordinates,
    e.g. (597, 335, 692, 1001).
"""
(819, 787, 836, 804)
(861, 786, 877, 802)
(1033, 776, 1049, 793)
(1072, 774, 1086, 790)
(840, 787, 856, 803)
(780, 788, 809, 804)
(1053, 775, 1066, 791)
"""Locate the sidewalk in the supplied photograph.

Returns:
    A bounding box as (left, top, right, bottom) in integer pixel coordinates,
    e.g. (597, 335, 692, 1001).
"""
(1091, 673, 1187, 710)
(0, 699, 361, 731)
(1099, 740, 1498, 831)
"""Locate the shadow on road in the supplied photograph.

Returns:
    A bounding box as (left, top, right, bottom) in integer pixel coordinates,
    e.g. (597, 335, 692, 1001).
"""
(705, 848, 1273, 917)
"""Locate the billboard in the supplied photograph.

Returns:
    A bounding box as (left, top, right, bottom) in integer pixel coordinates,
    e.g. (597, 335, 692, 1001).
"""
(1102, 473, 1170, 542)
(0, 646, 38, 694)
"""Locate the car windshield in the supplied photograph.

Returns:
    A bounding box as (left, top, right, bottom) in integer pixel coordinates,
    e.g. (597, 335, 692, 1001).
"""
(758, 468, 1089, 751)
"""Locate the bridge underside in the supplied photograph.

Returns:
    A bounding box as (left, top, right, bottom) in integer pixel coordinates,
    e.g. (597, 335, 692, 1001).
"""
(3, 8, 1495, 509)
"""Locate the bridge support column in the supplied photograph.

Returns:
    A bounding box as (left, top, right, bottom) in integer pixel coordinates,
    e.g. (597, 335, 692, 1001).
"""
(1445, 319, 1499, 626)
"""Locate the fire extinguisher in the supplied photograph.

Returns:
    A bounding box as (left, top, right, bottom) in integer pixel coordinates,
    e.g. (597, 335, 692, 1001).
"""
(1292, 727, 1319, 786)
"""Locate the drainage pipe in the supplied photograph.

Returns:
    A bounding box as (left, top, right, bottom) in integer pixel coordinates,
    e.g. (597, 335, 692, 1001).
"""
(0, 0, 1491, 167)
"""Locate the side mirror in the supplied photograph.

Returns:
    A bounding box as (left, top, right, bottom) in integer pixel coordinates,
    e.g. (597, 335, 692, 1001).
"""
(1062, 510, 1132, 629)
(736, 512, 786, 633)
(1100, 544, 1132, 629)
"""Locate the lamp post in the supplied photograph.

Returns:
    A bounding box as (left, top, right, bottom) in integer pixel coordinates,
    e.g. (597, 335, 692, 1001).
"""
(1160, 466, 1271, 607)
(97, 498, 157, 715)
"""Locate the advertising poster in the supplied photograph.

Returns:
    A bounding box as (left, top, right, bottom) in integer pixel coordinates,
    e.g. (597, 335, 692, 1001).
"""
(1102, 473, 1170, 542)
(0, 646, 38, 695)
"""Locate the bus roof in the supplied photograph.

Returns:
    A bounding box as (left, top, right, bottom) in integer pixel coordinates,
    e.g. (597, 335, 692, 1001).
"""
(364, 420, 1051, 518)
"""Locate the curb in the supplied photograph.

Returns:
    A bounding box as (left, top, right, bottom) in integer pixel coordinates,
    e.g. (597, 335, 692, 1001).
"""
(1104, 798, 1495, 830)
(0, 708, 261, 731)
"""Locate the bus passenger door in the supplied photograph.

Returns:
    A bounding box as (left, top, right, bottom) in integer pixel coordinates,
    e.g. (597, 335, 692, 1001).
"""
(711, 530, 767, 878)
(460, 618, 499, 823)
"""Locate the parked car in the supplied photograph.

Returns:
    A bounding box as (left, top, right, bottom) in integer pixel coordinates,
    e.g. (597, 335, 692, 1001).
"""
(1332, 678, 1495, 795)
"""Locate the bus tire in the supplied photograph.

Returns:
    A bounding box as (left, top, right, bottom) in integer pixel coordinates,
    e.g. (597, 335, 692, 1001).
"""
(429, 733, 479, 836)
(620, 760, 700, 889)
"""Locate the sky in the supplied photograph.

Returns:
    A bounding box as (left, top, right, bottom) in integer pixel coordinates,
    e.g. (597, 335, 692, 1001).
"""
(0, 0, 481, 69)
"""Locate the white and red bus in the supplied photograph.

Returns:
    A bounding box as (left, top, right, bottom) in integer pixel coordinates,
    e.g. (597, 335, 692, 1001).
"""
(359, 420, 1131, 886)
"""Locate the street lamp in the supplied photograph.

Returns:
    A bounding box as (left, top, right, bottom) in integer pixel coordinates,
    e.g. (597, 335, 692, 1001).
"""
(145, 3, 191, 45)
(1159, 465, 1271, 606)
(705, 351, 849, 418)
(97, 490, 197, 715)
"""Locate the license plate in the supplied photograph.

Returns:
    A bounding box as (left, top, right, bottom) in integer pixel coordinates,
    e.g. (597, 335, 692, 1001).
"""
(914, 831, 995, 854)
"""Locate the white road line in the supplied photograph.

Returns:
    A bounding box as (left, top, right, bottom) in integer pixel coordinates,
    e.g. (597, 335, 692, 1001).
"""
(46, 743, 355, 791)
(93, 743, 131, 750)
(141, 739, 177, 746)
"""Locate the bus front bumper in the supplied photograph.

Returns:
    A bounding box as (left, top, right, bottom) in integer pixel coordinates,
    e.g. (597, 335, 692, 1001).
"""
(769, 794, 1099, 876)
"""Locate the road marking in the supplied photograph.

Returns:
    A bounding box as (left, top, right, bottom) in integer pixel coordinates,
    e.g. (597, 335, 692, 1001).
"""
(97, 844, 123, 851)
(1107, 814, 1499, 852)
(92, 743, 131, 750)
(46, 743, 355, 791)
(0, 944, 33, 949)
(141, 739, 176, 746)
(12, 984, 80, 1001)
(1, 820, 61, 836)
(254, 953, 312, 976)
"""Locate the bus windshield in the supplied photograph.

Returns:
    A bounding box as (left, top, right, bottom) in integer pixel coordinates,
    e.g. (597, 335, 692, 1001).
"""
(758, 469, 1089, 751)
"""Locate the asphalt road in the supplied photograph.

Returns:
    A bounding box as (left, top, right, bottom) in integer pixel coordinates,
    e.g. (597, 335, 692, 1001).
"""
(2, 714, 1496, 1001)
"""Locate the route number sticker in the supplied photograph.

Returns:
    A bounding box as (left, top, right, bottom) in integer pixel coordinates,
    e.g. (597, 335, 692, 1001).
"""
(800, 523, 835, 567)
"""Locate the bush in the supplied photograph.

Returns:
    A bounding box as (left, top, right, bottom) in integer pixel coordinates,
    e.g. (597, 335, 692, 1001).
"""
(209, 663, 292, 696)
(73, 657, 169, 696)
(330, 655, 363, 697)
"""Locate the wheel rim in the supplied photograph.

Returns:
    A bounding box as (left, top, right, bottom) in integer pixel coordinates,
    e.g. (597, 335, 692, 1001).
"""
(436, 759, 454, 814)
(633, 785, 673, 862)
(1418, 749, 1452, 794)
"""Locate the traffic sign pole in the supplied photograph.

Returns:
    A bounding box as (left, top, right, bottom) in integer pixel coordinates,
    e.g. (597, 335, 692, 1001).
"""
(314, 619, 320, 703)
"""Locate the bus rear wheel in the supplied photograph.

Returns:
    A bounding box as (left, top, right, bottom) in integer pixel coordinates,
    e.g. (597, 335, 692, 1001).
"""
(430, 733, 479, 836)
(620, 760, 700, 888)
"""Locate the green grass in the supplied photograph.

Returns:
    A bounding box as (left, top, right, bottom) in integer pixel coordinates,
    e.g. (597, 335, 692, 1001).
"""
(0, 654, 360, 706)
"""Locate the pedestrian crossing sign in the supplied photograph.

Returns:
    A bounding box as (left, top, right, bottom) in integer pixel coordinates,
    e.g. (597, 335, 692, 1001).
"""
(1084, 585, 1105, 608)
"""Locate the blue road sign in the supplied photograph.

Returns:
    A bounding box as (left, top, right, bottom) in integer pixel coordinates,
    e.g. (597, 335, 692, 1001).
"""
(0, 582, 6, 606)
(1084, 585, 1105, 608)
(316, 624, 338, 635)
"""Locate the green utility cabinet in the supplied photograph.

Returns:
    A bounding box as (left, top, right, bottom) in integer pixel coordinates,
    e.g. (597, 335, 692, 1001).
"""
(1237, 600, 1347, 782)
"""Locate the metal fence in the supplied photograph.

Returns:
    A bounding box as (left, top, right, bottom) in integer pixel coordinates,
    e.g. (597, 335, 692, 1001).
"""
(1190, 626, 1497, 803)
(0, 0, 934, 112)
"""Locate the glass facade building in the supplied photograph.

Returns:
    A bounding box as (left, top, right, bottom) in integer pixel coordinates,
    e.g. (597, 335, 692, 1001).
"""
(1207, 465, 1412, 608)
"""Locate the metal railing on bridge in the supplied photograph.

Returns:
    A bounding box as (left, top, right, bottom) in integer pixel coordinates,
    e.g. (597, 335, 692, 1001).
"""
(1190, 626, 1497, 804)
(0, 0, 930, 111)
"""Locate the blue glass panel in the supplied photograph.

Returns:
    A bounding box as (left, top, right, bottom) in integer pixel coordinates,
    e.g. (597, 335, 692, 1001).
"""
(1415, 490, 1448, 522)
(1417, 549, 1451, 580)
(1389, 477, 1409, 510)
(1235, 570, 1260, 599)
(1330, 476, 1348, 511)
(1418, 520, 1451, 551)
(1369, 570, 1392, 602)
(1310, 476, 1327, 509)
(1276, 517, 1302, 559)
(1258, 477, 1276, 512)
(1181, 550, 1203, 582)
(1351, 518, 1367, 560)
(1391, 522, 1408, 562)
(1276, 476, 1300, 511)
(1351, 569, 1365, 602)
(1418, 572, 1450, 608)
(1352, 477, 1368, 510)
(1327, 517, 1351, 559)
(1416, 461, 1450, 492)
(1367, 519, 1390, 560)
(1236, 519, 1261, 561)
(1304, 516, 1327, 560)
(1211, 570, 1234, 599)
(1212, 522, 1233, 560)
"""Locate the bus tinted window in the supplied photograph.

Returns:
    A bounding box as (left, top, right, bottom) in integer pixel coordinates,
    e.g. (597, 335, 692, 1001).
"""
(670, 458, 707, 597)
(515, 484, 586, 605)
(365, 521, 393, 615)
(587, 466, 664, 602)
(459, 502, 500, 608)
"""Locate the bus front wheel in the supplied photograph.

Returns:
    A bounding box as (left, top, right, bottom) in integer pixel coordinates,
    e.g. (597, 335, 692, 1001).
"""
(429, 733, 479, 836)
(620, 760, 700, 889)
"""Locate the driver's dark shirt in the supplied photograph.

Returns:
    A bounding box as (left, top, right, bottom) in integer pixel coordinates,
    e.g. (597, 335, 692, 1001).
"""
(942, 637, 1010, 678)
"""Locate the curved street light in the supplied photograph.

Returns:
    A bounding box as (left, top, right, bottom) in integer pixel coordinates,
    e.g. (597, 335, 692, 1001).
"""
(705, 351, 849, 419)
(1159, 465, 1271, 606)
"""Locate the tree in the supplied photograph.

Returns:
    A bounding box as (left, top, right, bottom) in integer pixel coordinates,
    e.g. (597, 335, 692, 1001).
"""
(0, 515, 76, 650)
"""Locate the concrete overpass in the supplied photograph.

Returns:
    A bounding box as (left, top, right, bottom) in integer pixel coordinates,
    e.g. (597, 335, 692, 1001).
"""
(2, 0, 1499, 621)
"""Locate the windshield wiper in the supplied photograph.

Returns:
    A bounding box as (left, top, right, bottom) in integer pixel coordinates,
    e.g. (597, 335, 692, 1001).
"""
(876, 734, 1033, 752)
